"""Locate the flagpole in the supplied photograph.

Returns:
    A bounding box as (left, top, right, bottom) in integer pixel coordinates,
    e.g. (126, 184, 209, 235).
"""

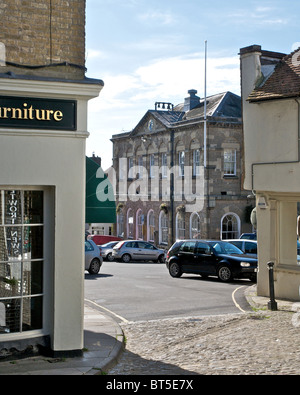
(204, 40, 207, 168)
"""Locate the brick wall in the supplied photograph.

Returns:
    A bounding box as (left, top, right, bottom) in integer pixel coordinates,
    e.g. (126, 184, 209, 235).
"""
(0, 0, 86, 79)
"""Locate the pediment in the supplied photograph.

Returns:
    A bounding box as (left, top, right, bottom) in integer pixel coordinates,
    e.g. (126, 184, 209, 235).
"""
(129, 111, 168, 138)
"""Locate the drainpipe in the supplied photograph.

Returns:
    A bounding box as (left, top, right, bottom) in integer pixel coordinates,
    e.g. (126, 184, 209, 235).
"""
(204, 40, 207, 168)
(170, 129, 175, 245)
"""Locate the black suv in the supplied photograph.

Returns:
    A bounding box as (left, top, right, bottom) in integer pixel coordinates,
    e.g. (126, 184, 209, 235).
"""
(166, 240, 257, 282)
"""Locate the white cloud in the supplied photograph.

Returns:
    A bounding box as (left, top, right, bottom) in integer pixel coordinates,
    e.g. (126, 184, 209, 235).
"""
(134, 54, 240, 99)
(89, 53, 240, 116)
(227, 5, 288, 26)
(86, 49, 108, 61)
(138, 11, 176, 25)
(292, 42, 300, 51)
(87, 53, 241, 169)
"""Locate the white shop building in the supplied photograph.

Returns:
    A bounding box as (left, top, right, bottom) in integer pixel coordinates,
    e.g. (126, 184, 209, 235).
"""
(0, 72, 103, 357)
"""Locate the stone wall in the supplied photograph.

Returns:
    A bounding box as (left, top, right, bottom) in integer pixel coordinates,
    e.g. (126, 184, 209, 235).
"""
(0, 0, 86, 79)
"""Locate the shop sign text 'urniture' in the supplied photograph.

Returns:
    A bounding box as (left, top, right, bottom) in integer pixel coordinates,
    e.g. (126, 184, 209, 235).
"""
(0, 96, 76, 130)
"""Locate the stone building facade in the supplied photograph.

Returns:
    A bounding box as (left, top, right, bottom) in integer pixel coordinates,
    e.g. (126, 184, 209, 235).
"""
(111, 89, 254, 249)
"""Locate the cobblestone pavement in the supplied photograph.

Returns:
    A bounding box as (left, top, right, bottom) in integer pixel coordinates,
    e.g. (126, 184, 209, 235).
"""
(108, 310, 300, 375)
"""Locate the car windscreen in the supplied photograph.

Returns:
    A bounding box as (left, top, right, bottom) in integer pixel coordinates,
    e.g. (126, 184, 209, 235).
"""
(210, 241, 243, 255)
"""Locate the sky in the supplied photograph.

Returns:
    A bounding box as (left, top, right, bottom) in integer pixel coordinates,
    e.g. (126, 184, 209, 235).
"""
(85, 0, 300, 170)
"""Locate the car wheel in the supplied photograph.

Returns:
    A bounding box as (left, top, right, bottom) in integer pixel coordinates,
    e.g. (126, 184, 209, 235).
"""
(88, 258, 101, 274)
(169, 262, 182, 278)
(107, 252, 114, 262)
(156, 254, 165, 263)
(217, 265, 232, 282)
(249, 274, 257, 282)
(121, 253, 131, 263)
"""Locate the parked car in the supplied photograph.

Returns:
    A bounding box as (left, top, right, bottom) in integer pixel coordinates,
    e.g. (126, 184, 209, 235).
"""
(226, 239, 257, 257)
(112, 240, 166, 263)
(99, 241, 119, 262)
(166, 239, 257, 282)
(239, 233, 300, 254)
(239, 233, 257, 240)
(85, 239, 103, 274)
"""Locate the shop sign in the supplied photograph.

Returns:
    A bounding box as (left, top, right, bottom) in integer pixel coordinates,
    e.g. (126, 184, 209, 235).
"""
(0, 96, 76, 130)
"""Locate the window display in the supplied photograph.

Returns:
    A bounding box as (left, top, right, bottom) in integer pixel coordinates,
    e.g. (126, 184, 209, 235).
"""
(0, 190, 43, 333)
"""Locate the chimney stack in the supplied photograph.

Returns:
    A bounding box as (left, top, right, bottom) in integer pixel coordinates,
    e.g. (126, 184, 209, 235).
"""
(184, 89, 200, 112)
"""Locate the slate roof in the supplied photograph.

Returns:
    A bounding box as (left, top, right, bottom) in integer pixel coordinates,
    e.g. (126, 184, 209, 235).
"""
(148, 109, 185, 127)
(248, 47, 300, 102)
(112, 90, 241, 140)
(178, 91, 241, 121)
(145, 91, 241, 129)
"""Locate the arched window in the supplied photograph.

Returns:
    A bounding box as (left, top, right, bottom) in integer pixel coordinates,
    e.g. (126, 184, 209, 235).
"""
(159, 211, 168, 244)
(190, 212, 202, 239)
(221, 213, 240, 239)
(147, 210, 155, 242)
(136, 209, 143, 240)
(176, 212, 185, 240)
(127, 208, 134, 239)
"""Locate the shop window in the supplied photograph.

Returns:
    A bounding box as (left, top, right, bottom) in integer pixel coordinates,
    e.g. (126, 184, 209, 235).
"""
(0, 190, 44, 334)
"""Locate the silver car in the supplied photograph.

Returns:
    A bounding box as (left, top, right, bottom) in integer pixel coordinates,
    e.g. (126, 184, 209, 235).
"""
(85, 239, 103, 274)
(112, 240, 166, 263)
(99, 241, 119, 262)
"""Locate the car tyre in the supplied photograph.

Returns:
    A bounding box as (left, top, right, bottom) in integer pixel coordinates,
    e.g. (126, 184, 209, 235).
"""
(107, 252, 114, 262)
(217, 265, 232, 282)
(156, 254, 165, 263)
(121, 253, 131, 263)
(169, 262, 182, 278)
(249, 274, 257, 282)
(88, 258, 101, 274)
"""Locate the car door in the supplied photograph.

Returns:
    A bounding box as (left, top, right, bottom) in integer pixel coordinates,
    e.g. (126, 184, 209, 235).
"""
(143, 242, 157, 260)
(193, 241, 215, 274)
(131, 241, 146, 260)
(85, 240, 95, 269)
(177, 241, 197, 272)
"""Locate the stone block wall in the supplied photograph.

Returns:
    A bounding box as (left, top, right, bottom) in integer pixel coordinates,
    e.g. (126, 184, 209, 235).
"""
(0, 0, 86, 79)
